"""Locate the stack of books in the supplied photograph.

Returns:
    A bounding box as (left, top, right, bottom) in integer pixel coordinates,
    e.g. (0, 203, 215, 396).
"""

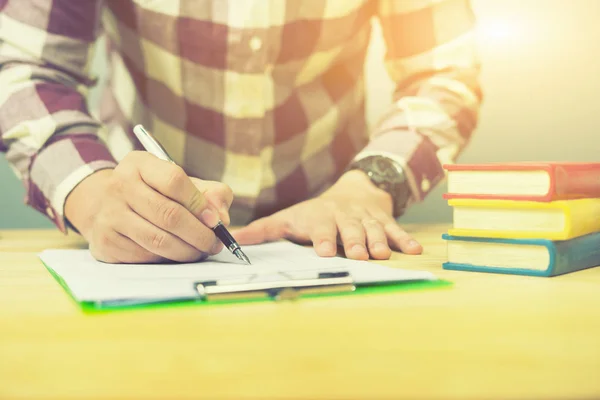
(441, 162, 600, 277)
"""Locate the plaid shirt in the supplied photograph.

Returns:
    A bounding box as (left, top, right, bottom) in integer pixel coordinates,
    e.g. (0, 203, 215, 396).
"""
(0, 0, 481, 231)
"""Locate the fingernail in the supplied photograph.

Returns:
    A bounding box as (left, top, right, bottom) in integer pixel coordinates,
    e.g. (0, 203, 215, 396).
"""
(220, 202, 229, 214)
(373, 242, 387, 253)
(408, 240, 420, 248)
(319, 241, 335, 255)
(200, 209, 219, 227)
(351, 244, 366, 254)
(219, 203, 231, 225)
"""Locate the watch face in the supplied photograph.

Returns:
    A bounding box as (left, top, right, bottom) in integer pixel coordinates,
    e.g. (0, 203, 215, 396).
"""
(372, 157, 401, 183)
(354, 156, 411, 216)
(360, 156, 403, 185)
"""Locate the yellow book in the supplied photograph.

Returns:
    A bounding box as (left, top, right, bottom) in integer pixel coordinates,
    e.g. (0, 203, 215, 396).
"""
(447, 198, 600, 240)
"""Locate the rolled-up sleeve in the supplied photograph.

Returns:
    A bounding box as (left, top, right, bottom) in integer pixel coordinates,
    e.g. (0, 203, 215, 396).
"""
(358, 0, 483, 204)
(0, 0, 117, 232)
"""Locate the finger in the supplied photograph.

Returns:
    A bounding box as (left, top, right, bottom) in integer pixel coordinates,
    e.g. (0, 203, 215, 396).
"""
(92, 229, 166, 264)
(231, 214, 289, 245)
(308, 214, 337, 257)
(90, 222, 164, 264)
(361, 217, 391, 260)
(191, 178, 233, 226)
(369, 209, 422, 254)
(123, 181, 219, 254)
(127, 152, 215, 225)
(110, 232, 171, 263)
(115, 210, 206, 263)
(335, 211, 368, 260)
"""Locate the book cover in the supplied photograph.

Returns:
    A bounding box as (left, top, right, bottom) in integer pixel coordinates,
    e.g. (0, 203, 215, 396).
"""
(442, 232, 600, 277)
(443, 162, 600, 201)
(447, 198, 600, 240)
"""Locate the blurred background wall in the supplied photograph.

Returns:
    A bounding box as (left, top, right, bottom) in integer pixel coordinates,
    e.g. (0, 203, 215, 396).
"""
(1, 0, 599, 229)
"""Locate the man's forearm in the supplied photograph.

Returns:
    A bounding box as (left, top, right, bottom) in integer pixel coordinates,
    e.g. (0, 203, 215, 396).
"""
(368, 0, 482, 204)
(0, 0, 113, 232)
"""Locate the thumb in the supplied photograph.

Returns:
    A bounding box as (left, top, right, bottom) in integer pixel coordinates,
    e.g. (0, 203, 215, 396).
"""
(190, 178, 234, 226)
(231, 214, 289, 245)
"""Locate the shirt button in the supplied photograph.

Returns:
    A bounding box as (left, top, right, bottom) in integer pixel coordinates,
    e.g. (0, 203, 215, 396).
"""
(46, 206, 55, 220)
(421, 178, 431, 193)
(249, 36, 262, 52)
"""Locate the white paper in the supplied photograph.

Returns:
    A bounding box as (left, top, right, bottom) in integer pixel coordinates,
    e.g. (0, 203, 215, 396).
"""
(39, 241, 436, 304)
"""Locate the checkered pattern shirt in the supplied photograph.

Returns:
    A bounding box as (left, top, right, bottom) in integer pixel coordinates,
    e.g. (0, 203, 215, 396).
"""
(0, 0, 482, 231)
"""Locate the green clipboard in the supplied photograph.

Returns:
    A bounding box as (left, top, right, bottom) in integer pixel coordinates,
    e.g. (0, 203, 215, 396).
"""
(43, 262, 452, 314)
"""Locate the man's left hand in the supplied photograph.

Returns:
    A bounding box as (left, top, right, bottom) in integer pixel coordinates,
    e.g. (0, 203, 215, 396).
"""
(232, 170, 423, 260)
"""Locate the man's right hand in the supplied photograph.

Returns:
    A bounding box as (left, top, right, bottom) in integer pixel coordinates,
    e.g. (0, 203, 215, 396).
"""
(64, 151, 233, 264)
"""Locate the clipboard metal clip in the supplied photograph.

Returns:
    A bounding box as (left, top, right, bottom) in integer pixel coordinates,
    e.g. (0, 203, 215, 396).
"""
(194, 271, 355, 302)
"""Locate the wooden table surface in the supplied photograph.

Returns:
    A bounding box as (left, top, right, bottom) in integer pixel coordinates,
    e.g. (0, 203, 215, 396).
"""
(1, 224, 599, 400)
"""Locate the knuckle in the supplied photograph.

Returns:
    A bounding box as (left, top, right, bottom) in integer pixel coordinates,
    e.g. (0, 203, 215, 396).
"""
(275, 216, 293, 238)
(97, 232, 113, 250)
(157, 201, 181, 230)
(340, 223, 364, 241)
(342, 216, 363, 230)
(149, 231, 168, 250)
(220, 183, 234, 202)
(333, 208, 348, 221)
(189, 190, 207, 212)
(280, 217, 291, 234)
(362, 218, 382, 228)
(165, 165, 187, 192)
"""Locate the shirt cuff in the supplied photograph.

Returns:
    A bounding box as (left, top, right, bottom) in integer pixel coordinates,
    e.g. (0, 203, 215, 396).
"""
(353, 129, 445, 204)
(27, 135, 117, 233)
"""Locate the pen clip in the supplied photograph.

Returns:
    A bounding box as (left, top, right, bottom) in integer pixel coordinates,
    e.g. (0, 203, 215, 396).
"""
(133, 124, 175, 163)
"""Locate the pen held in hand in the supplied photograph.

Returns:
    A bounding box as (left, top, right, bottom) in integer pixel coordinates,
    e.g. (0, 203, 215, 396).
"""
(132, 124, 251, 265)
(213, 222, 251, 264)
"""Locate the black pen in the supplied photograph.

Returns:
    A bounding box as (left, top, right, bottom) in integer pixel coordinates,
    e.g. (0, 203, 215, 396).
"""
(132, 124, 251, 264)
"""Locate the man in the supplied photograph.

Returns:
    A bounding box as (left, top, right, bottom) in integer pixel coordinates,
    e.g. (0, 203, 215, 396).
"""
(0, 0, 482, 263)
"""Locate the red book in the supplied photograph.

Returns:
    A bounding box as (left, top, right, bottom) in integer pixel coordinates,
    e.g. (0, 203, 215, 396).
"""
(443, 162, 600, 202)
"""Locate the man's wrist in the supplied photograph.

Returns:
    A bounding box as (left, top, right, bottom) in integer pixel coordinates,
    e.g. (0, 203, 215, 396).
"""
(64, 169, 114, 237)
(324, 170, 393, 210)
(345, 154, 412, 217)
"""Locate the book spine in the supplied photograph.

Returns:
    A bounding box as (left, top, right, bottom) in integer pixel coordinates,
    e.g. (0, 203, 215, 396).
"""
(563, 200, 600, 239)
(551, 235, 600, 276)
(553, 165, 600, 199)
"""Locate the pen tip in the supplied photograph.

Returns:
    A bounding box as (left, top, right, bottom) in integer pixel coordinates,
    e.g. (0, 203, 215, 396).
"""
(236, 250, 251, 265)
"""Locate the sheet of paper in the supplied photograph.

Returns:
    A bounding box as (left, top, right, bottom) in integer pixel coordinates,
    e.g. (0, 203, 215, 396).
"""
(39, 241, 437, 304)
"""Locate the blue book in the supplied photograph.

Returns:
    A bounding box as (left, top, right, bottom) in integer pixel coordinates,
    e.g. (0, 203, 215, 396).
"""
(442, 232, 600, 277)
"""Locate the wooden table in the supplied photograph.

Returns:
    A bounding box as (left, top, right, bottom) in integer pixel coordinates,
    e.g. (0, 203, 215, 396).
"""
(1, 224, 599, 399)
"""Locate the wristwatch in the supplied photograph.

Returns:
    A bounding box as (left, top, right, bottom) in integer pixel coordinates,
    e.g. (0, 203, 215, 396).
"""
(347, 155, 413, 217)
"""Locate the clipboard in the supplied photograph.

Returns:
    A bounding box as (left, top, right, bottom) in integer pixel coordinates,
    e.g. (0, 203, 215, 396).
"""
(195, 270, 356, 301)
(43, 264, 452, 314)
